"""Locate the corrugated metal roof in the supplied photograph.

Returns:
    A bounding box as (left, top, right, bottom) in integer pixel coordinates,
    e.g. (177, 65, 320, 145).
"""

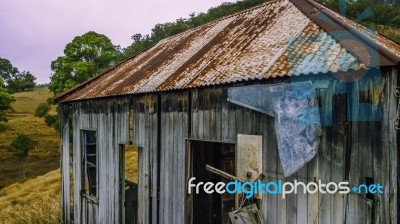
(56, 0, 400, 103)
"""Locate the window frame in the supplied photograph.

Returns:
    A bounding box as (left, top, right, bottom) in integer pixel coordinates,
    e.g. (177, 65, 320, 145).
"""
(81, 129, 99, 202)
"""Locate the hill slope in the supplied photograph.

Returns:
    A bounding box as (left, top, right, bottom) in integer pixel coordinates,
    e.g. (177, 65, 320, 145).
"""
(0, 169, 61, 224)
(0, 87, 59, 188)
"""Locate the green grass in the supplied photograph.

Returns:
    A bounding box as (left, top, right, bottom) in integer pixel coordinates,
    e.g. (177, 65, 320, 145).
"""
(12, 87, 54, 114)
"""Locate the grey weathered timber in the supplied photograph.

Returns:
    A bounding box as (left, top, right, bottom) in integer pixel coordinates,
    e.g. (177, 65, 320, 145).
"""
(60, 105, 70, 223)
(61, 68, 399, 224)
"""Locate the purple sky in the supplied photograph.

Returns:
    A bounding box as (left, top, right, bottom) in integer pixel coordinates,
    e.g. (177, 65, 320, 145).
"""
(0, 0, 236, 84)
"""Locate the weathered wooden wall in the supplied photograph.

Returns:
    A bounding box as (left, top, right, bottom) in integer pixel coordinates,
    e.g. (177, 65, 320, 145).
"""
(61, 97, 130, 224)
(133, 68, 398, 224)
(61, 67, 398, 224)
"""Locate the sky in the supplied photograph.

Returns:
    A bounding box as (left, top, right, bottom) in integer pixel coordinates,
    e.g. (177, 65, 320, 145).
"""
(0, 0, 236, 84)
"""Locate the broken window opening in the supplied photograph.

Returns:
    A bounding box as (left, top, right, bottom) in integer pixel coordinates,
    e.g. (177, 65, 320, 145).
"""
(82, 130, 97, 198)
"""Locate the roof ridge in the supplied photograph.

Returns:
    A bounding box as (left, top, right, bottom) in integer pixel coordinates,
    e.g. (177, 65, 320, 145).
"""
(159, 0, 282, 43)
(290, 0, 400, 66)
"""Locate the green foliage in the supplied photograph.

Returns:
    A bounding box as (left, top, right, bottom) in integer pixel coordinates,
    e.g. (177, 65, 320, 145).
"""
(49, 31, 122, 95)
(7, 71, 36, 93)
(34, 103, 50, 118)
(8, 134, 36, 159)
(0, 58, 37, 92)
(44, 114, 59, 131)
(0, 87, 15, 122)
(318, 0, 400, 28)
(123, 0, 268, 58)
(0, 58, 18, 85)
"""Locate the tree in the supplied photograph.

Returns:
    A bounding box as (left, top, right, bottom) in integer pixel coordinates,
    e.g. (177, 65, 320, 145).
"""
(123, 0, 267, 58)
(318, 0, 400, 28)
(0, 57, 19, 88)
(0, 57, 37, 92)
(49, 31, 122, 95)
(0, 87, 15, 122)
(8, 134, 36, 178)
(8, 134, 35, 159)
(7, 71, 36, 93)
(34, 103, 50, 118)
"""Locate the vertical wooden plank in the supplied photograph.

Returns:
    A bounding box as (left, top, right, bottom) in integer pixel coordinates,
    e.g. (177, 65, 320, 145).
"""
(331, 93, 346, 224)
(61, 106, 71, 224)
(192, 89, 199, 139)
(203, 89, 211, 140)
(379, 69, 395, 223)
(264, 115, 278, 224)
(159, 106, 166, 223)
(296, 165, 308, 224)
(172, 109, 179, 224)
(221, 87, 230, 142)
(215, 87, 223, 141)
(286, 173, 297, 224)
(307, 152, 319, 224)
(388, 68, 398, 224)
(318, 89, 332, 224)
(179, 92, 189, 224)
(73, 106, 82, 223)
(151, 96, 159, 224)
(166, 108, 174, 224)
(235, 107, 243, 135)
(346, 81, 360, 224)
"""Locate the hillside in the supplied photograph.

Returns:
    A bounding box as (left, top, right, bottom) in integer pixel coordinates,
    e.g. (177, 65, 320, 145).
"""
(0, 169, 61, 224)
(0, 87, 59, 188)
(12, 87, 54, 114)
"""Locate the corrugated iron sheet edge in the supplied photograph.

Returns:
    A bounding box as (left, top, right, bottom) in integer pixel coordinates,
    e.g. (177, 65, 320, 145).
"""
(290, 0, 400, 66)
(58, 66, 377, 103)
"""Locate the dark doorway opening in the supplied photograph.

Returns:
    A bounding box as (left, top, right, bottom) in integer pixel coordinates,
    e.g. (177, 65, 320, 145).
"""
(191, 140, 235, 224)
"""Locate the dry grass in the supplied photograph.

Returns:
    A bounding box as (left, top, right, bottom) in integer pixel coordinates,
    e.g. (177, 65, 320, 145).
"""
(0, 145, 138, 224)
(11, 87, 54, 114)
(0, 87, 139, 223)
(0, 169, 61, 224)
(0, 87, 61, 223)
(0, 87, 60, 188)
(0, 114, 60, 188)
(125, 145, 139, 183)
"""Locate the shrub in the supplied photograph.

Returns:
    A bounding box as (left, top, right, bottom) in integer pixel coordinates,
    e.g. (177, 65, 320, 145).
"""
(34, 103, 50, 118)
(44, 114, 57, 127)
(0, 87, 15, 122)
(8, 134, 35, 159)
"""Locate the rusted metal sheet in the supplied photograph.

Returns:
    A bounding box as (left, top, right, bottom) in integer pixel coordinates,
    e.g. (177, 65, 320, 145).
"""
(55, 0, 400, 103)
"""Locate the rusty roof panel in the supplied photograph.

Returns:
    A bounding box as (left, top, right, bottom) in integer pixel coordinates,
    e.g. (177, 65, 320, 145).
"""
(57, 0, 400, 103)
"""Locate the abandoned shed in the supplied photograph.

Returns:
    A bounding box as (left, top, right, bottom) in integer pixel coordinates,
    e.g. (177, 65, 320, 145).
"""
(55, 0, 400, 223)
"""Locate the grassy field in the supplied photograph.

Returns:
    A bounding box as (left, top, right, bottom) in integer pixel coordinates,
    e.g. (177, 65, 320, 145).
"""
(0, 87, 60, 188)
(11, 87, 54, 114)
(0, 170, 61, 224)
(0, 87, 61, 223)
(0, 88, 138, 224)
(0, 87, 138, 223)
